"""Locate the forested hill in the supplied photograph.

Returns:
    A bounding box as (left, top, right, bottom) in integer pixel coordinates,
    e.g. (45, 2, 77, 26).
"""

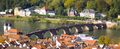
(0, 0, 120, 18)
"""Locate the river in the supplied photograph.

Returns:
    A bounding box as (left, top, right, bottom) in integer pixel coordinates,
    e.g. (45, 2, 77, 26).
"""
(0, 20, 120, 43)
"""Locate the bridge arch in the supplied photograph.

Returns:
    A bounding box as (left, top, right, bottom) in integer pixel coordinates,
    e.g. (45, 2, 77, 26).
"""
(43, 31, 52, 38)
(69, 27, 78, 34)
(29, 34, 39, 40)
(56, 29, 65, 35)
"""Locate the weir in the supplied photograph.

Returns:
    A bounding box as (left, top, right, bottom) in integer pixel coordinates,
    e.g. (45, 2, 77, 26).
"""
(26, 23, 107, 39)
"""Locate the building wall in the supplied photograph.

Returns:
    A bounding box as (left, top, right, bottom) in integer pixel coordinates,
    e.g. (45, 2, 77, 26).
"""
(14, 7, 31, 17)
(80, 13, 95, 19)
(14, 7, 19, 16)
(118, 15, 120, 19)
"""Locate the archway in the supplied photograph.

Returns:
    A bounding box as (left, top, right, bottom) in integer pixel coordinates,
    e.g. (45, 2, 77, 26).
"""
(56, 29, 64, 35)
(30, 34, 39, 40)
(43, 31, 51, 38)
(83, 26, 89, 31)
(69, 27, 78, 34)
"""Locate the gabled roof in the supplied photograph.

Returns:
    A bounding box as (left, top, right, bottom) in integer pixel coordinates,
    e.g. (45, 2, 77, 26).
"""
(40, 7, 46, 10)
(84, 40, 97, 46)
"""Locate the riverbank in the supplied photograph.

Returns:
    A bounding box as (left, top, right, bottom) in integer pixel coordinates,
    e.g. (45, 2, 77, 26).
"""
(0, 16, 86, 24)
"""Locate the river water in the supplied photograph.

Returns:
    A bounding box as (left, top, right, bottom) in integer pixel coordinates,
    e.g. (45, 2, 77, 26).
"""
(0, 20, 120, 43)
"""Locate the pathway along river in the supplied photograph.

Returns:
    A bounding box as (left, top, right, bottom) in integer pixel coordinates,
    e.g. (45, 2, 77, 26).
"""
(0, 20, 120, 43)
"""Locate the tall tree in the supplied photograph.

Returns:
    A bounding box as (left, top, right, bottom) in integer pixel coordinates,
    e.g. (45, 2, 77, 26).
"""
(64, 0, 75, 8)
(86, 0, 96, 9)
(75, 0, 85, 12)
(104, 0, 112, 6)
(48, 0, 65, 15)
(29, 0, 38, 5)
(95, 0, 109, 13)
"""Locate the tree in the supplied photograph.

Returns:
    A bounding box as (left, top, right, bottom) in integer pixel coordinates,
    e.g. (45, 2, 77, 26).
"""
(48, 0, 61, 10)
(98, 36, 105, 44)
(75, 0, 85, 12)
(104, 0, 112, 6)
(95, 0, 109, 13)
(98, 36, 110, 45)
(29, 0, 38, 5)
(64, 0, 75, 8)
(104, 36, 110, 45)
(106, 0, 120, 19)
(86, 0, 96, 9)
(47, 0, 64, 15)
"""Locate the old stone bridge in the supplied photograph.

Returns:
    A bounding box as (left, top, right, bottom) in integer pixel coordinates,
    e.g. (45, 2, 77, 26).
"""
(26, 23, 106, 39)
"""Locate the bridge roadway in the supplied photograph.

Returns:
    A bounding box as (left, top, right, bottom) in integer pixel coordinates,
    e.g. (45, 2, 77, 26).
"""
(26, 23, 107, 39)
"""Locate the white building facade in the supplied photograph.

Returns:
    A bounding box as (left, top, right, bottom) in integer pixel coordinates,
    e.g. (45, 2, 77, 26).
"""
(80, 9, 95, 19)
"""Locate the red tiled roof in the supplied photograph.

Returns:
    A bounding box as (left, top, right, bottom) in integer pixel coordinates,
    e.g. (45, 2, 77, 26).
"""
(84, 40, 97, 46)
(84, 47, 92, 49)
(32, 44, 46, 49)
(33, 45, 41, 49)
(67, 44, 75, 47)
(7, 34, 20, 41)
(7, 29, 18, 33)
(109, 44, 120, 49)
(61, 34, 69, 37)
